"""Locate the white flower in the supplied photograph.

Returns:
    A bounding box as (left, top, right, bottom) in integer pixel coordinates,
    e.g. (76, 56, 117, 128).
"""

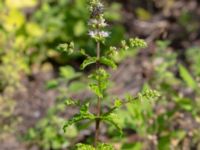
(99, 31, 109, 38)
(89, 30, 109, 39)
(89, 30, 98, 38)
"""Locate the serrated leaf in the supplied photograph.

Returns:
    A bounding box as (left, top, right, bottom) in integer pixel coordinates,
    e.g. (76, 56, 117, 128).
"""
(101, 113, 123, 136)
(63, 103, 95, 132)
(89, 83, 103, 98)
(80, 57, 97, 69)
(63, 113, 95, 132)
(99, 57, 117, 69)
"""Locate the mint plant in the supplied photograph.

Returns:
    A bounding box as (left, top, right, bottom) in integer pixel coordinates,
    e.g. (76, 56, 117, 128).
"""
(58, 0, 160, 149)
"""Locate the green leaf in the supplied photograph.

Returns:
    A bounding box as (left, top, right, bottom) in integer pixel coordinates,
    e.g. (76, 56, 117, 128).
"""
(63, 113, 94, 132)
(99, 57, 117, 69)
(175, 97, 193, 112)
(80, 49, 90, 57)
(101, 113, 123, 136)
(68, 81, 85, 92)
(57, 42, 74, 54)
(89, 83, 103, 98)
(60, 66, 81, 80)
(63, 103, 95, 132)
(76, 143, 95, 150)
(136, 8, 152, 21)
(46, 80, 59, 89)
(179, 64, 197, 89)
(80, 57, 97, 69)
(3, 9, 25, 31)
(97, 143, 114, 150)
(74, 21, 86, 36)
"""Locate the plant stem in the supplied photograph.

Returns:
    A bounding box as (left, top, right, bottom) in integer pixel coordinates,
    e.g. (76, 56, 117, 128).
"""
(95, 42, 101, 147)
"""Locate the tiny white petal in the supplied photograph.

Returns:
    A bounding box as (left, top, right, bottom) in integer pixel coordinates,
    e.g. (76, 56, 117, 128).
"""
(99, 31, 109, 37)
(89, 30, 98, 38)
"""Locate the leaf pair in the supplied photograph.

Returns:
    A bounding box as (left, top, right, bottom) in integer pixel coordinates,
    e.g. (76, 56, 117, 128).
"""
(63, 103, 95, 132)
(63, 102, 123, 136)
(80, 56, 117, 70)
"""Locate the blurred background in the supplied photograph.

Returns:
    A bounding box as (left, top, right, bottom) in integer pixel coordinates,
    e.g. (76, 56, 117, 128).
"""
(0, 0, 200, 149)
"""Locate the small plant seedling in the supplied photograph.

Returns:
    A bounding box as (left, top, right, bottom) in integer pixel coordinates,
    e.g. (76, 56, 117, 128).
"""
(58, 0, 160, 149)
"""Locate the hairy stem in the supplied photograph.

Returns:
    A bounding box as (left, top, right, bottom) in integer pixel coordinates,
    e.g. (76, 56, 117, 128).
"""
(94, 42, 101, 146)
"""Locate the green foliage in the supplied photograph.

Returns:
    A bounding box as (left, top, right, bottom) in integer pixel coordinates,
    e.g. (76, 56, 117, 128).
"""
(26, 65, 85, 149)
(76, 143, 114, 150)
(76, 143, 95, 150)
(140, 41, 200, 149)
(26, 105, 76, 150)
